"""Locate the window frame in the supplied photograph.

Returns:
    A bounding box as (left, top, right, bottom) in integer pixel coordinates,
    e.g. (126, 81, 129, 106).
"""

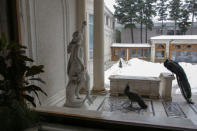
(155, 44, 166, 62)
(129, 47, 151, 60)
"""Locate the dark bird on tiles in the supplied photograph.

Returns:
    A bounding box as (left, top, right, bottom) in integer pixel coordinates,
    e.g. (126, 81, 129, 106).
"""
(164, 59, 194, 104)
(124, 84, 147, 109)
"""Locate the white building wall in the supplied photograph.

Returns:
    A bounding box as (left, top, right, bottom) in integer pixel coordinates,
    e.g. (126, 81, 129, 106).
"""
(86, 0, 115, 62)
(19, 0, 77, 104)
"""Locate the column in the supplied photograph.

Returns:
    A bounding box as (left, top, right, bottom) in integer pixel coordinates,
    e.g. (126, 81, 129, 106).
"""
(166, 41, 170, 59)
(77, 0, 89, 93)
(159, 73, 175, 101)
(92, 0, 106, 93)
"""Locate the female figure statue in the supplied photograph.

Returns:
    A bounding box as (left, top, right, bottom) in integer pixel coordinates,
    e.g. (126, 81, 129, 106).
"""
(65, 22, 92, 107)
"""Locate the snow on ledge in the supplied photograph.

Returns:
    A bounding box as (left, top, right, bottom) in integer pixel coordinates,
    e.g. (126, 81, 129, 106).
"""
(151, 35, 197, 40)
(111, 43, 151, 48)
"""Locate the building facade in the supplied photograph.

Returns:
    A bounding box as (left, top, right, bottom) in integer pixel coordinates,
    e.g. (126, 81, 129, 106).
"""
(121, 22, 197, 44)
(151, 35, 197, 63)
(111, 43, 151, 61)
(111, 35, 197, 63)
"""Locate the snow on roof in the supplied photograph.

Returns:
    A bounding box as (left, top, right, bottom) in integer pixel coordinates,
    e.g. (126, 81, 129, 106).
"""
(111, 43, 151, 48)
(151, 35, 197, 40)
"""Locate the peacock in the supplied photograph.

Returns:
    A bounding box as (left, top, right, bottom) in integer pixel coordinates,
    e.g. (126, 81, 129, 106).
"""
(164, 59, 194, 104)
(124, 84, 147, 109)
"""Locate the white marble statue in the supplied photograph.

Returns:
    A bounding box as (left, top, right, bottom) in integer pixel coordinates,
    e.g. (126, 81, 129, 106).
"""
(64, 21, 92, 107)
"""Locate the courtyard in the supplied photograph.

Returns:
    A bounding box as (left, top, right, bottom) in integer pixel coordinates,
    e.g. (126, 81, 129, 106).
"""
(39, 58, 197, 130)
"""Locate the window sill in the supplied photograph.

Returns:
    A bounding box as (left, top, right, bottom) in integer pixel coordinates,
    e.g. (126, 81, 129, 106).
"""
(35, 105, 197, 131)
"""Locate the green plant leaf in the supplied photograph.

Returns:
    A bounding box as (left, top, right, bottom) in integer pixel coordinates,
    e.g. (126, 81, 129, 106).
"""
(19, 55, 34, 62)
(25, 65, 44, 77)
(33, 91, 41, 105)
(22, 85, 47, 96)
(29, 78, 46, 84)
(22, 94, 36, 107)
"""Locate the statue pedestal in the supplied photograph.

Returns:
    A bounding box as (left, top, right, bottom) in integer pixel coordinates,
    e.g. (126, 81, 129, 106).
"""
(109, 75, 160, 98)
(64, 100, 84, 108)
(159, 73, 175, 101)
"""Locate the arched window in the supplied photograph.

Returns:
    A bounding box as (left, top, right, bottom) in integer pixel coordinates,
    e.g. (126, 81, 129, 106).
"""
(155, 44, 166, 59)
(185, 45, 192, 49)
(174, 45, 181, 49)
(157, 44, 165, 49)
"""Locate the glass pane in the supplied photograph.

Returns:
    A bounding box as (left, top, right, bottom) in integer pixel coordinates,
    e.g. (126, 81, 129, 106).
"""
(130, 49, 137, 57)
(185, 45, 192, 49)
(89, 14, 93, 24)
(174, 45, 181, 49)
(114, 49, 117, 56)
(89, 49, 93, 59)
(156, 51, 165, 58)
(172, 51, 176, 60)
(191, 51, 197, 62)
(172, 51, 197, 63)
(137, 49, 143, 57)
(144, 49, 150, 57)
(157, 45, 165, 49)
(89, 25, 93, 50)
(119, 49, 125, 58)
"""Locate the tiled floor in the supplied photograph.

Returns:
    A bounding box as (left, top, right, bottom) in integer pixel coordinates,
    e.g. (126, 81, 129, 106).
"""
(44, 89, 197, 127)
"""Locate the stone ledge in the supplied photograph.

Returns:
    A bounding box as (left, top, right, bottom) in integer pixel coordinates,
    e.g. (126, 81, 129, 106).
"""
(109, 73, 175, 100)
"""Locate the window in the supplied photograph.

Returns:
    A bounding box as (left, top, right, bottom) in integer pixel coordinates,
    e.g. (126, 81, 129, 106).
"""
(185, 45, 192, 49)
(172, 51, 197, 63)
(12, 1, 197, 130)
(130, 49, 137, 57)
(174, 45, 181, 49)
(144, 49, 150, 57)
(155, 44, 166, 59)
(114, 49, 118, 56)
(106, 16, 109, 25)
(157, 45, 165, 49)
(119, 48, 125, 58)
(137, 49, 143, 57)
(89, 14, 94, 59)
(156, 51, 165, 58)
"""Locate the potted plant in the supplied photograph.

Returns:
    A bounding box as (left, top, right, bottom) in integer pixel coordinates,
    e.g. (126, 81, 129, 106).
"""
(0, 34, 47, 131)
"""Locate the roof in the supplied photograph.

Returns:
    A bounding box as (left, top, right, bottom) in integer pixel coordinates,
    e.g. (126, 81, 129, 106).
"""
(151, 35, 197, 40)
(111, 43, 151, 48)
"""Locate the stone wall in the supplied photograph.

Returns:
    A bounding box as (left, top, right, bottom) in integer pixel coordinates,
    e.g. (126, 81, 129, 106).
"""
(109, 73, 175, 100)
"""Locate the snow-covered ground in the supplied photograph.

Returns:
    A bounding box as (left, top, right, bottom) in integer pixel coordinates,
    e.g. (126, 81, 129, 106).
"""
(105, 58, 197, 94)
